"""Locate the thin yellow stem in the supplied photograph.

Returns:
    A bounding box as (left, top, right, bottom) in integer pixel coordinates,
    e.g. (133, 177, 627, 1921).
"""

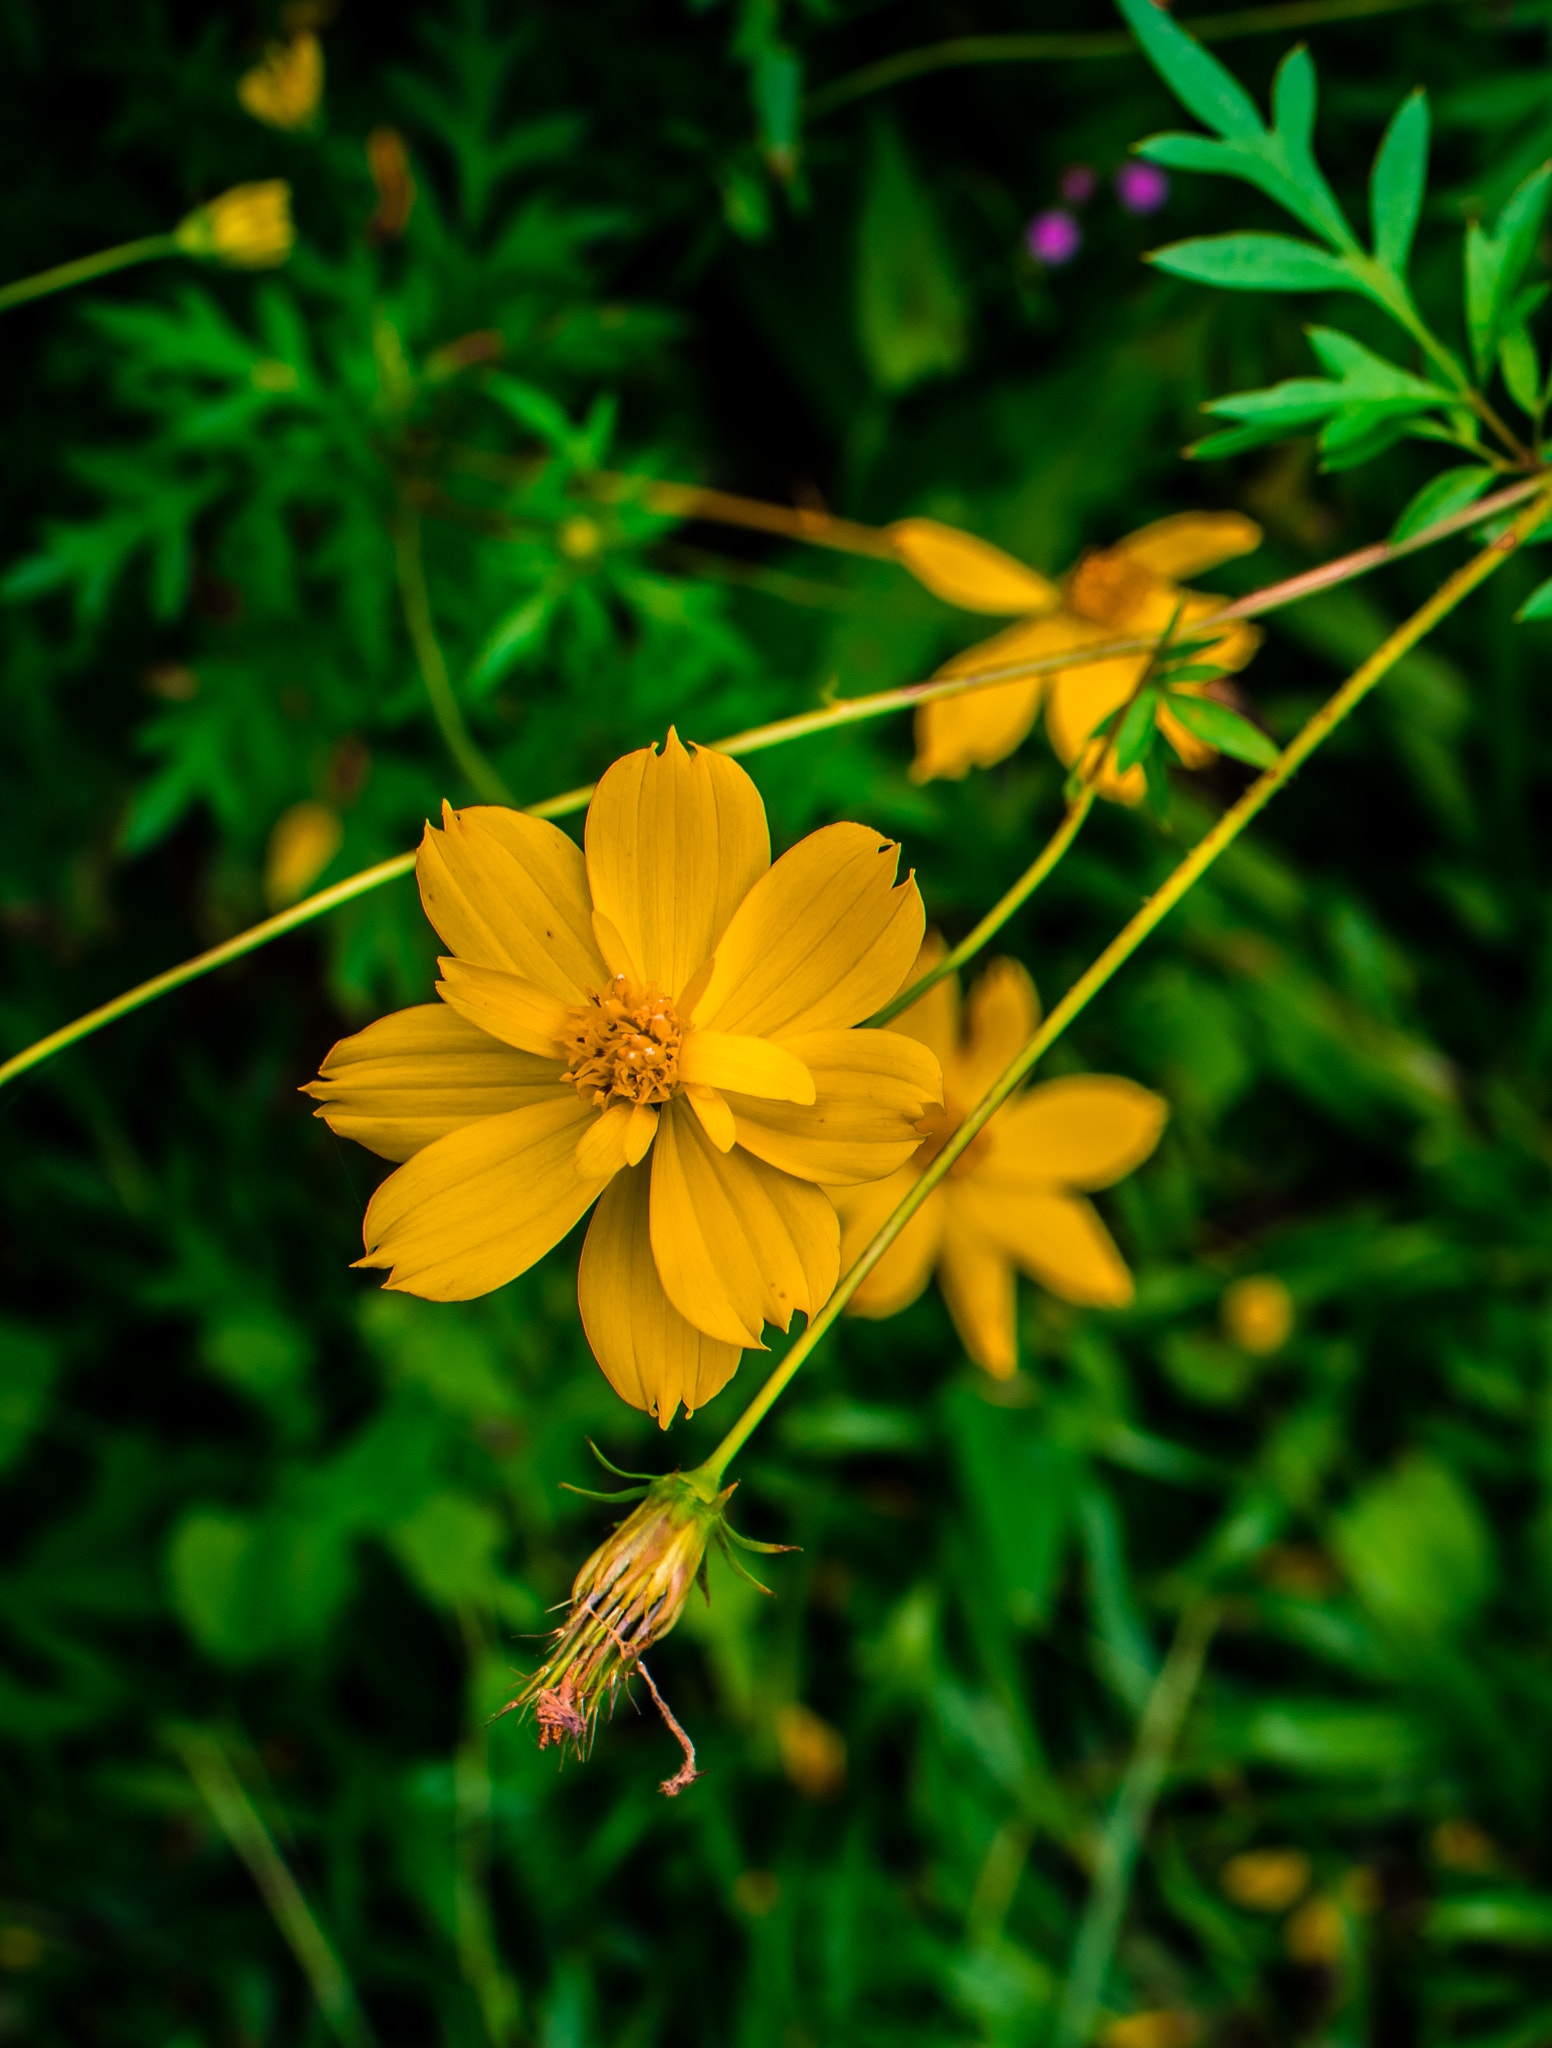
(696, 479, 1552, 1486)
(392, 511, 516, 806)
(2, 472, 1539, 1094)
(0, 234, 179, 313)
(870, 786, 1098, 1027)
(807, 0, 1455, 117)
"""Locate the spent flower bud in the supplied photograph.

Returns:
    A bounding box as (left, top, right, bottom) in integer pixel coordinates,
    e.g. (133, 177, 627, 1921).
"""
(174, 183, 295, 270)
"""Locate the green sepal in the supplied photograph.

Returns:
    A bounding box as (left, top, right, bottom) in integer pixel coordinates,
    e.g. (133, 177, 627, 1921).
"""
(585, 1439, 662, 1481)
(559, 1482, 653, 1503)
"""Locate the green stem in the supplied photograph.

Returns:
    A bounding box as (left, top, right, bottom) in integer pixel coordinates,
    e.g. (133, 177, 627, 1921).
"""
(392, 511, 516, 806)
(871, 788, 1097, 1028)
(2, 471, 1541, 1096)
(167, 1723, 378, 2048)
(807, 0, 1454, 117)
(1051, 1602, 1221, 2048)
(0, 234, 180, 313)
(697, 478, 1552, 1487)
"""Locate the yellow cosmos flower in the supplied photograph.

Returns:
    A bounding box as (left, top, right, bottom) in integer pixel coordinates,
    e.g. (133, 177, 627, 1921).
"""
(910, 511, 1263, 803)
(173, 182, 295, 270)
(237, 30, 324, 131)
(306, 734, 940, 1426)
(831, 943, 1165, 1376)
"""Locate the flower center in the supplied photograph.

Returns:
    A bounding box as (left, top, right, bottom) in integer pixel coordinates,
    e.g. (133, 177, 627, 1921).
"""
(912, 1102, 992, 1180)
(560, 974, 683, 1109)
(1066, 547, 1157, 627)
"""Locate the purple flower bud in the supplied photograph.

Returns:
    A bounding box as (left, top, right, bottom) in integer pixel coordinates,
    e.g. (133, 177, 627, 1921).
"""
(1058, 164, 1097, 206)
(1116, 160, 1170, 216)
(1026, 208, 1082, 267)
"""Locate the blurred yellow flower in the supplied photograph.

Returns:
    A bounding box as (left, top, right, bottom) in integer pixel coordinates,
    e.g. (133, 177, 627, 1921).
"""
(911, 512, 1263, 803)
(173, 182, 295, 269)
(307, 733, 939, 1425)
(830, 942, 1166, 1377)
(1222, 1273, 1294, 1354)
(1100, 2013, 1199, 2048)
(237, 30, 324, 130)
(775, 1702, 847, 1798)
(1220, 1846, 1312, 1912)
(1431, 1819, 1498, 1872)
(264, 800, 343, 909)
(1284, 1893, 1348, 1966)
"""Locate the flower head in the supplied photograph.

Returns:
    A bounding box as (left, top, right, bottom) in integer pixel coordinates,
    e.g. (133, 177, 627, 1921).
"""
(174, 183, 295, 270)
(830, 942, 1166, 1376)
(237, 30, 324, 130)
(1116, 161, 1170, 216)
(909, 512, 1263, 802)
(1027, 208, 1082, 266)
(306, 734, 940, 1424)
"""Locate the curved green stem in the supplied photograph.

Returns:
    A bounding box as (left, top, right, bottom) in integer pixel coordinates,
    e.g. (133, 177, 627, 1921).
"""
(3, 472, 1541, 1095)
(392, 512, 515, 806)
(0, 234, 179, 314)
(695, 479, 1552, 1487)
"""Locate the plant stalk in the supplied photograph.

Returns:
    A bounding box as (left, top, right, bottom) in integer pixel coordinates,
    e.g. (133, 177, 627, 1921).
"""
(0, 233, 179, 313)
(392, 511, 516, 806)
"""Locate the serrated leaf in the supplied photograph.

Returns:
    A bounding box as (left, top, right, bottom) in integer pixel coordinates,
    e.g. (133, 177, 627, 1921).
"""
(1370, 89, 1429, 275)
(1515, 573, 1552, 622)
(1499, 326, 1541, 415)
(1150, 233, 1355, 293)
(1388, 466, 1497, 544)
(1164, 691, 1279, 767)
(1117, 0, 1264, 144)
(1114, 687, 1159, 775)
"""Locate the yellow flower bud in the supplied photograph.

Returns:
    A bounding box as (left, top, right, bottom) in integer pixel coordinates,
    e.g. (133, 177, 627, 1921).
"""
(1284, 1894, 1347, 1966)
(1221, 1273, 1294, 1355)
(1220, 1846, 1313, 1912)
(1100, 2014, 1199, 2048)
(264, 801, 343, 909)
(237, 30, 324, 131)
(174, 183, 295, 270)
(775, 1702, 847, 1799)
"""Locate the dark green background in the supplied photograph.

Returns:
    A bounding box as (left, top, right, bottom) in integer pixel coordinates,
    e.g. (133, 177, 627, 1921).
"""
(5, 1, 1552, 2042)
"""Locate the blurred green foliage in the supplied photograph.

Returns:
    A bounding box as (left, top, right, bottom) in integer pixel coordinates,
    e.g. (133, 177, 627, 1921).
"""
(8, 2, 1552, 2044)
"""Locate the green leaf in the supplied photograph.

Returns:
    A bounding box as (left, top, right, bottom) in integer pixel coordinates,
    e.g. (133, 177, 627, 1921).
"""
(1164, 691, 1279, 767)
(1204, 376, 1348, 425)
(1159, 663, 1228, 684)
(1332, 1455, 1494, 1638)
(1388, 465, 1496, 544)
(1427, 1895, 1552, 1947)
(1149, 233, 1355, 293)
(1269, 45, 1349, 246)
(1464, 162, 1552, 378)
(1514, 572, 1552, 622)
(1318, 404, 1417, 472)
(1370, 88, 1429, 275)
(0, 1322, 58, 1473)
(1117, 0, 1264, 144)
(1114, 686, 1159, 774)
(856, 118, 968, 391)
(483, 372, 579, 453)
(1500, 324, 1543, 416)
(945, 1386, 1081, 1629)
(1305, 326, 1451, 400)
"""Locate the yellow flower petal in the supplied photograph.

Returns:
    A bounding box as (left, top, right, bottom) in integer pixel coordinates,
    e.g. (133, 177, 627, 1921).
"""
(936, 1203, 1018, 1375)
(1044, 652, 1148, 768)
(727, 1028, 942, 1185)
(692, 824, 924, 1037)
(887, 517, 1060, 615)
(911, 613, 1086, 781)
(887, 935, 959, 1067)
(417, 803, 606, 999)
(585, 732, 770, 1000)
(953, 1181, 1134, 1308)
(649, 1103, 839, 1345)
(435, 958, 571, 1057)
(950, 957, 1040, 1112)
(304, 1005, 568, 1162)
(981, 1076, 1167, 1190)
(575, 1101, 657, 1178)
(358, 1094, 605, 1300)
(833, 1169, 945, 1319)
(578, 1164, 742, 1427)
(680, 1029, 815, 1104)
(685, 1084, 737, 1150)
(1119, 510, 1262, 583)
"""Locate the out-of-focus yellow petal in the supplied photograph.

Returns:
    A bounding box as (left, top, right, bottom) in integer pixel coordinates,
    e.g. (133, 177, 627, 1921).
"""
(304, 1005, 567, 1162)
(578, 1164, 742, 1427)
(692, 824, 923, 1037)
(680, 1029, 815, 1103)
(416, 803, 606, 999)
(727, 1028, 942, 1185)
(936, 1203, 1018, 1375)
(435, 957, 571, 1057)
(887, 935, 959, 1067)
(911, 612, 1089, 781)
(953, 1182, 1134, 1307)
(833, 1169, 944, 1319)
(237, 30, 323, 131)
(1157, 691, 1217, 771)
(585, 732, 770, 1000)
(1119, 510, 1262, 582)
(1043, 653, 1147, 769)
(358, 1094, 604, 1300)
(982, 1076, 1167, 1190)
(648, 1103, 839, 1345)
(887, 517, 1060, 615)
(951, 958, 1040, 1112)
(264, 800, 342, 909)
